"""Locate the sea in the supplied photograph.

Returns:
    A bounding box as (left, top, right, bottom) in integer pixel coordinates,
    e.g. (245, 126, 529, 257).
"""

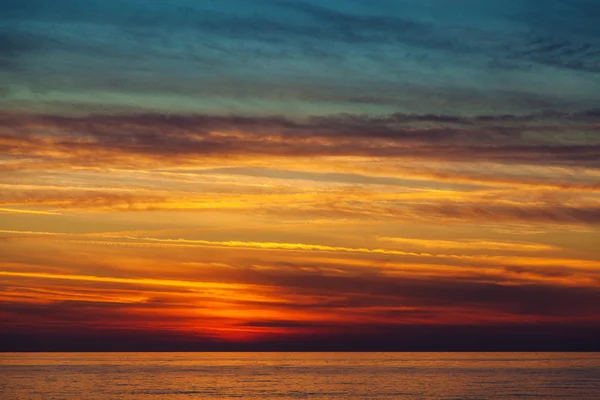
(1, 352, 599, 399)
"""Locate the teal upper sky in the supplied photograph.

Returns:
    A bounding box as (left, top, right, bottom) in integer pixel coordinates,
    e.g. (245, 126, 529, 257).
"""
(2, 0, 600, 116)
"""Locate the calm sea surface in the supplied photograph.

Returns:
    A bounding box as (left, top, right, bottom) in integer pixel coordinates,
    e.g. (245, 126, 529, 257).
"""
(1, 352, 599, 399)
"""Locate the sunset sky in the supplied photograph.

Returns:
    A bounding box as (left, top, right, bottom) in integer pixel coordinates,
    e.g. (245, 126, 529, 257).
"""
(1, 0, 600, 351)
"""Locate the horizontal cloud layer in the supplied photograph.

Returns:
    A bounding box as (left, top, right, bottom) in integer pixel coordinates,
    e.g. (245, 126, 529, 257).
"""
(2, 111, 599, 167)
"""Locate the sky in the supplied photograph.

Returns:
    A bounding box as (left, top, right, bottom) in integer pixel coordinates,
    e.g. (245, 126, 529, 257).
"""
(1, 0, 600, 351)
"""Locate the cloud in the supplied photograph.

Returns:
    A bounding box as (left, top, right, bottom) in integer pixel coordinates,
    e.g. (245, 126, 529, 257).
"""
(2, 111, 599, 169)
(237, 267, 600, 319)
(3, 323, 599, 351)
(0, 179, 598, 226)
(379, 237, 557, 252)
(0, 270, 251, 291)
(406, 202, 600, 225)
(3, 264, 600, 332)
(0, 207, 61, 215)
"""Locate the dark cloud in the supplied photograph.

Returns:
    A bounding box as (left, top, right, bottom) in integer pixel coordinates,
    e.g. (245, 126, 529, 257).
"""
(512, 35, 600, 73)
(0, 330, 220, 352)
(263, 272, 600, 318)
(167, 263, 600, 318)
(1, 111, 599, 168)
(407, 203, 600, 225)
(2, 323, 599, 352)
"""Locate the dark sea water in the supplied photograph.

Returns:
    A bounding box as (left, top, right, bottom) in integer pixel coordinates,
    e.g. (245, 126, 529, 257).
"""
(1, 352, 599, 399)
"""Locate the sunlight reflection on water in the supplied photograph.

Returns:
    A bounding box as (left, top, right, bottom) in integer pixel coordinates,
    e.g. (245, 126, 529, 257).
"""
(1, 352, 599, 399)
